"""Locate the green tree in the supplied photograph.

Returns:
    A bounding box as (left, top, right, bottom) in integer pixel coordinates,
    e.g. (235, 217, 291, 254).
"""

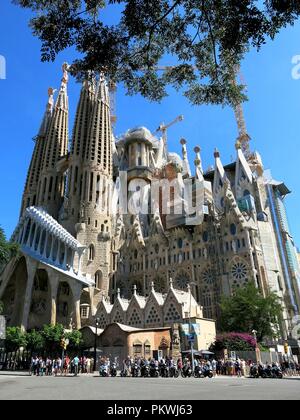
(219, 283, 283, 342)
(5, 327, 27, 352)
(41, 324, 65, 355)
(26, 329, 45, 353)
(65, 329, 83, 352)
(0, 227, 19, 268)
(12, 0, 300, 106)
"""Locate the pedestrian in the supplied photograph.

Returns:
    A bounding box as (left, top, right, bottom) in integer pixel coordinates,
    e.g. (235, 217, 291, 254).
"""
(211, 358, 217, 377)
(86, 357, 91, 374)
(72, 355, 80, 376)
(63, 355, 70, 376)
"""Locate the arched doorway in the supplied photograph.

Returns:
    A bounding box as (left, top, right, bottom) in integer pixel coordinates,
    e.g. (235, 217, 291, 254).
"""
(28, 269, 51, 330)
(1, 257, 28, 326)
(95, 271, 103, 290)
(56, 282, 74, 328)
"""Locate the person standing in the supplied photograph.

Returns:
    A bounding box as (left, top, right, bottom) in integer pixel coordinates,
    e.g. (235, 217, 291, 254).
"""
(86, 357, 91, 374)
(72, 355, 80, 376)
(63, 355, 70, 376)
(211, 359, 217, 377)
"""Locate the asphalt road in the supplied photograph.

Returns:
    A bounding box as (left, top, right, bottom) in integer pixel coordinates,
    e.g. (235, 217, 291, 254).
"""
(0, 374, 299, 400)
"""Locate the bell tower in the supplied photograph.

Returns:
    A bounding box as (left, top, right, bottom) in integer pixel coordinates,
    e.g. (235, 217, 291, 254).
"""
(72, 75, 114, 293)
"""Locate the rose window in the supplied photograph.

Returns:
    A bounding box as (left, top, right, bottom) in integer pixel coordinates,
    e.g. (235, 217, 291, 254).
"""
(202, 268, 214, 285)
(175, 272, 190, 290)
(231, 261, 248, 280)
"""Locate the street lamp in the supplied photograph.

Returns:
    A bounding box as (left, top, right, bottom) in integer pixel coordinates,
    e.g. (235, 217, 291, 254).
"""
(252, 329, 260, 363)
(252, 330, 257, 345)
(93, 317, 100, 372)
(188, 282, 196, 373)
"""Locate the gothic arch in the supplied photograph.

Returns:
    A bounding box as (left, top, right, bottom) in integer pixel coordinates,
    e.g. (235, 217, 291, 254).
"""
(56, 281, 74, 328)
(110, 299, 126, 324)
(127, 305, 143, 327)
(28, 269, 51, 329)
(144, 295, 162, 327)
(163, 295, 182, 323)
(95, 270, 104, 290)
(153, 275, 167, 293)
(1, 257, 28, 326)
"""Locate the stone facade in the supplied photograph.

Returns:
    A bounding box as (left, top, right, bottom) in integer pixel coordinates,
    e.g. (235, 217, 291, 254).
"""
(0, 66, 299, 347)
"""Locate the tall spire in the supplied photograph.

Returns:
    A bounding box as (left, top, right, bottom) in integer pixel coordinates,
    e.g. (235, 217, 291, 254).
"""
(36, 63, 69, 218)
(180, 138, 191, 178)
(71, 76, 96, 160)
(61, 75, 96, 234)
(20, 88, 55, 217)
(84, 74, 112, 174)
(194, 146, 203, 181)
(70, 73, 114, 298)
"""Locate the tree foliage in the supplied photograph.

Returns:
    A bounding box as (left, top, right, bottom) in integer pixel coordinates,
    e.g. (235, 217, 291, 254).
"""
(219, 283, 283, 341)
(40, 324, 65, 354)
(0, 226, 19, 269)
(210, 332, 257, 352)
(65, 329, 83, 351)
(4, 324, 83, 355)
(26, 329, 45, 352)
(5, 327, 27, 352)
(12, 0, 300, 106)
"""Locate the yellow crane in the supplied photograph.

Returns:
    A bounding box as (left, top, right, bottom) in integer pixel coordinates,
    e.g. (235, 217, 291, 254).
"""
(232, 65, 251, 158)
(108, 79, 117, 130)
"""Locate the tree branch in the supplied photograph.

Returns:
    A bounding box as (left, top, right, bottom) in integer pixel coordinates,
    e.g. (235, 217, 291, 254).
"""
(201, 0, 219, 81)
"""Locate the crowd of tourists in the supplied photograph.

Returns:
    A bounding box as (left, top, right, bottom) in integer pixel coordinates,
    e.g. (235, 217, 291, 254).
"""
(28, 354, 300, 378)
(29, 355, 94, 376)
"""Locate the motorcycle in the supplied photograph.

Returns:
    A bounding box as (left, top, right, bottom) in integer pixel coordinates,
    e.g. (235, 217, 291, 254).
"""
(150, 364, 160, 378)
(120, 368, 128, 377)
(193, 365, 202, 378)
(131, 363, 140, 377)
(260, 365, 273, 379)
(202, 366, 214, 379)
(99, 364, 109, 377)
(271, 366, 283, 379)
(110, 363, 117, 377)
(169, 365, 179, 378)
(250, 365, 259, 378)
(159, 363, 169, 378)
(141, 364, 150, 378)
(181, 365, 192, 378)
(194, 365, 213, 379)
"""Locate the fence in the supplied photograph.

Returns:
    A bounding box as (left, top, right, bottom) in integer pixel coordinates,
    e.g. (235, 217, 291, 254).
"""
(0, 349, 32, 371)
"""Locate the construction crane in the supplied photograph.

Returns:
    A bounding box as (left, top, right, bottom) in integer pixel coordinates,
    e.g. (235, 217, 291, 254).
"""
(108, 79, 117, 131)
(232, 65, 251, 159)
(155, 115, 184, 151)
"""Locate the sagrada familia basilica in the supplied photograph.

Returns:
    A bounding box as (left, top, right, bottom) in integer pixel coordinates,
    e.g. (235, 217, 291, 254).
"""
(0, 64, 300, 348)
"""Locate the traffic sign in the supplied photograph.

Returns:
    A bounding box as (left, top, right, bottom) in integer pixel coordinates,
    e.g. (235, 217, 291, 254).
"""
(187, 333, 196, 343)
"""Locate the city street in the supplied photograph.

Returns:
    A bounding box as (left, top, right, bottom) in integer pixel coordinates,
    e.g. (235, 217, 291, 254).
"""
(0, 374, 299, 400)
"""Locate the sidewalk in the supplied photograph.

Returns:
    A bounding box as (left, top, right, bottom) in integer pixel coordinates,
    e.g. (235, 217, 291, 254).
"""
(0, 370, 30, 376)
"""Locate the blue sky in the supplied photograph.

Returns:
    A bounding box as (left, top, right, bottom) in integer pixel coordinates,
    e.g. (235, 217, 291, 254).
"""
(0, 1, 299, 246)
